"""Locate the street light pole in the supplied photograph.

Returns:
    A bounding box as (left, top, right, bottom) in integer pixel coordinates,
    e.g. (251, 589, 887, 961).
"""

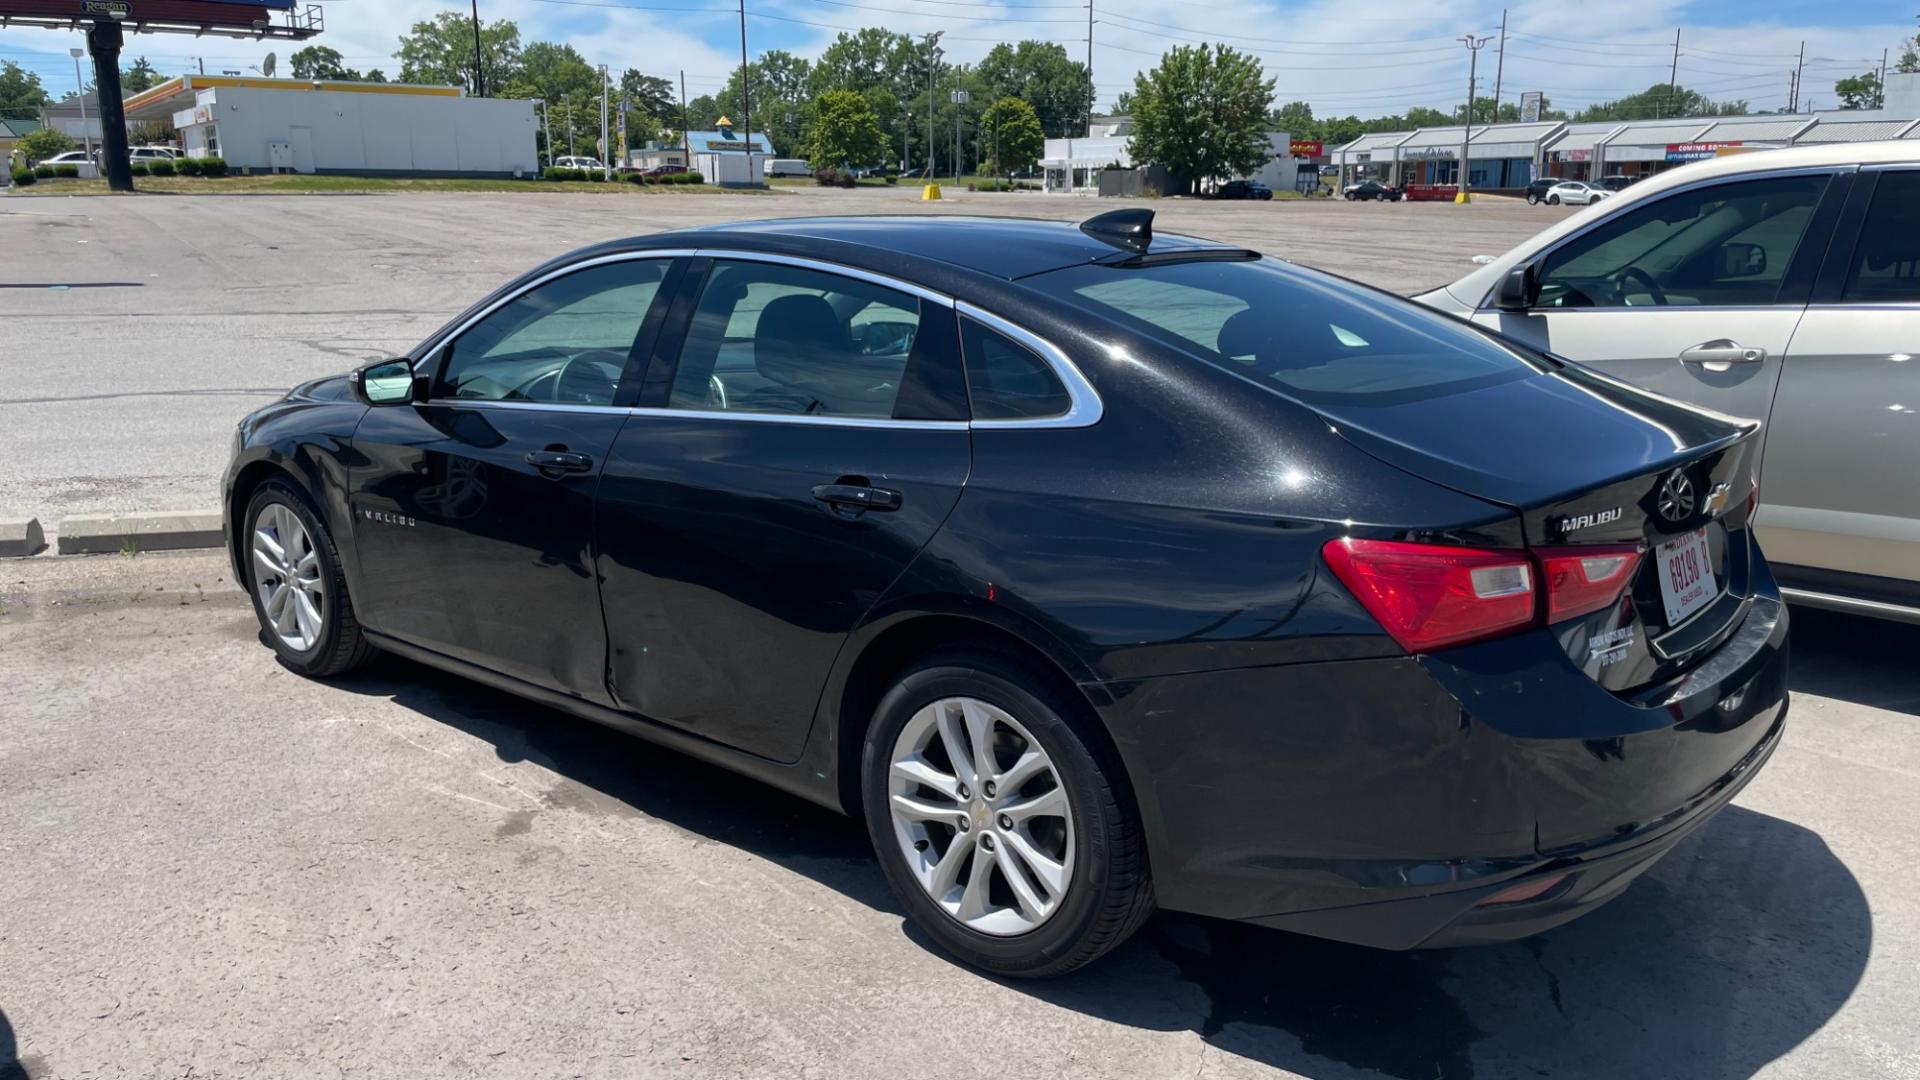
(469, 0, 485, 97)
(536, 98, 550, 168)
(1456, 33, 1491, 204)
(600, 64, 610, 179)
(924, 31, 942, 177)
(70, 48, 92, 166)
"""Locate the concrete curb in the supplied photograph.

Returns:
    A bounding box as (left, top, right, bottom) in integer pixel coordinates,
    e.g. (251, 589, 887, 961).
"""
(1, 517, 47, 557)
(56, 511, 224, 555)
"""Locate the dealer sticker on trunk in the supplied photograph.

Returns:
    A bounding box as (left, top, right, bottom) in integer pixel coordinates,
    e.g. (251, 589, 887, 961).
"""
(1656, 527, 1716, 626)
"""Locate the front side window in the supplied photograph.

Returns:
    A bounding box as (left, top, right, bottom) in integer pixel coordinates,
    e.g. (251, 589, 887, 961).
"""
(668, 260, 922, 418)
(1030, 257, 1548, 406)
(1536, 174, 1828, 309)
(441, 259, 666, 405)
(1843, 171, 1920, 303)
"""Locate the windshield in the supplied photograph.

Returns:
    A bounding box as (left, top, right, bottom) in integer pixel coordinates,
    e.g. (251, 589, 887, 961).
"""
(1029, 257, 1552, 406)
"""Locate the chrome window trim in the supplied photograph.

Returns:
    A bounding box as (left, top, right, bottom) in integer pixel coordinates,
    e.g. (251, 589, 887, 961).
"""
(418, 398, 632, 416)
(1474, 164, 1853, 313)
(691, 248, 957, 308)
(411, 248, 696, 378)
(955, 301, 1104, 430)
(628, 407, 969, 431)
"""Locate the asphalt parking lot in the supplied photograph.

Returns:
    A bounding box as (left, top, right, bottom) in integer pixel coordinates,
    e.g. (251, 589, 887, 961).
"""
(6, 187, 1919, 1080)
(0, 187, 1567, 522)
(2, 551, 1917, 1079)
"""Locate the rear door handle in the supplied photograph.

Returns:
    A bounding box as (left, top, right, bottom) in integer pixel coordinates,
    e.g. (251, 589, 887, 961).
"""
(1680, 339, 1766, 371)
(812, 483, 901, 513)
(525, 449, 594, 474)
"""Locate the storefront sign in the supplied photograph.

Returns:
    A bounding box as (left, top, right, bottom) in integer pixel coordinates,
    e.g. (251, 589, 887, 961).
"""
(1666, 141, 1740, 162)
(81, 0, 131, 14)
(1401, 145, 1456, 159)
(1288, 139, 1322, 157)
(191, 105, 212, 125)
(1557, 148, 1592, 162)
(1519, 91, 1543, 124)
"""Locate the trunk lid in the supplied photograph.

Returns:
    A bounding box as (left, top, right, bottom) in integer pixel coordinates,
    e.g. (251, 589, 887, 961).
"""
(1320, 362, 1761, 692)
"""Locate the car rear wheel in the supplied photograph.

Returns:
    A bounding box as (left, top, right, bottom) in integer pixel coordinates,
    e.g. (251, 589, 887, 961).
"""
(862, 650, 1152, 977)
(1527, 193, 1540, 205)
(244, 479, 377, 677)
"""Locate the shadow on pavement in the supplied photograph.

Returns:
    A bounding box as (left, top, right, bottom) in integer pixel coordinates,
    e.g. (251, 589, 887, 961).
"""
(1788, 606, 1920, 718)
(0, 1007, 29, 1080)
(344, 658, 1870, 1080)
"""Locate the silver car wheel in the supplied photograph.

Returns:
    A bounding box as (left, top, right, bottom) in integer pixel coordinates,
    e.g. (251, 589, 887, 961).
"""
(251, 502, 325, 652)
(887, 696, 1076, 936)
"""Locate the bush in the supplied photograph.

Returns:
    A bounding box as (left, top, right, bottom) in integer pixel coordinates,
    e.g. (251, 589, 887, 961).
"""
(587, 169, 607, 182)
(197, 156, 228, 178)
(175, 156, 204, 176)
(680, 171, 703, 185)
(627, 170, 648, 185)
(813, 167, 840, 186)
(146, 158, 176, 176)
(885, 175, 898, 185)
(53, 164, 79, 178)
(542, 165, 585, 181)
(34, 164, 55, 178)
(128, 161, 149, 176)
(10, 168, 34, 186)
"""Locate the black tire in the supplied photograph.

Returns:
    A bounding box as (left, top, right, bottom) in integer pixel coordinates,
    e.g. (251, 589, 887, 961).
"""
(1345, 192, 1357, 201)
(242, 478, 378, 678)
(861, 649, 1153, 978)
(1527, 192, 1540, 205)
(1547, 193, 1560, 205)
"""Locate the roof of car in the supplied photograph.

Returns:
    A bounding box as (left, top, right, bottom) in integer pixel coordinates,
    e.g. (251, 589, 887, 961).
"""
(625, 215, 1246, 281)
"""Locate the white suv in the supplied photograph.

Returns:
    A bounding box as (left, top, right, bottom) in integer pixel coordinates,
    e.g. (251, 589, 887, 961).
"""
(1419, 142, 1920, 623)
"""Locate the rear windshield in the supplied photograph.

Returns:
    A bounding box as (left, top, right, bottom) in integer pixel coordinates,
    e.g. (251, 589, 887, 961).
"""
(1029, 257, 1551, 406)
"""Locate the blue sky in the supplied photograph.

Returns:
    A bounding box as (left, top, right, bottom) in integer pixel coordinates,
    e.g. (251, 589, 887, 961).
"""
(3, 0, 1914, 117)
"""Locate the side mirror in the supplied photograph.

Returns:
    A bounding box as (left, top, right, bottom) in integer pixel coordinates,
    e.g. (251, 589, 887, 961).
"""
(352, 357, 419, 406)
(1494, 261, 1539, 312)
(1718, 242, 1766, 278)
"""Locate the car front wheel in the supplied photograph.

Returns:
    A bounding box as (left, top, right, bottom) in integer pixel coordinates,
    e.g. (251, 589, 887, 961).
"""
(1547, 194, 1560, 205)
(244, 479, 378, 677)
(862, 650, 1153, 977)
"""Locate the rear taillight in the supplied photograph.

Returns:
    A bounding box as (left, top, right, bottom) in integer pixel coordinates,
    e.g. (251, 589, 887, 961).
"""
(1321, 538, 1535, 651)
(1539, 545, 1642, 622)
(1747, 477, 1760, 522)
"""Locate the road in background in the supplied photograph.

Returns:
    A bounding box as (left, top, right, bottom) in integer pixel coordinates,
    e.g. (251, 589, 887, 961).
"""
(0, 551, 1914, 1078)
(0, 189, 1567, 522)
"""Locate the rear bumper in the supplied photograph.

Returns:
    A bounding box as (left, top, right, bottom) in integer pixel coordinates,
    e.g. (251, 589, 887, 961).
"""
(1095, 571, 1790, 950)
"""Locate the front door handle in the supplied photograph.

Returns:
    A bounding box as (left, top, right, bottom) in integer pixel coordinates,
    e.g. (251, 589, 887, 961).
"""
(525, 449, 593, 474)
(1680, 339, 1766, 372)
(813, 483, 902, 513)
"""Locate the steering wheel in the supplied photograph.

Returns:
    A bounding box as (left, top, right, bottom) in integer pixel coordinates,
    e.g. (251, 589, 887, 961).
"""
(1615, 266, 1669, 307)
(553, 349, 628, 404)
(706, 373, 729, 410)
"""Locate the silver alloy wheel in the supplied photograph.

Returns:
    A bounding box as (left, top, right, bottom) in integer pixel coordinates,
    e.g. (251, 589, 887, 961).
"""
(251, 502, 326, 652)
(887, 696, 1076, 936)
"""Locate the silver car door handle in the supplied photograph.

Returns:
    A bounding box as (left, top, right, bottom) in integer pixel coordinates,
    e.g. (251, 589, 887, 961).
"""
(1680, 340, 1766, 372)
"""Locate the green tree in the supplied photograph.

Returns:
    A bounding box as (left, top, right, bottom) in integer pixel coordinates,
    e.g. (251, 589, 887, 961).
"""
(19, 126, 75, 163)
(1126, 44, 1277, 193)
(360, 69, 389, 83)
(682, 94, 719, 133)
(1271, 99, 1318, 140)
(1, 61, 52, 118)
(1573, 83, 1746, 122)
(1834, 71, 1882, 110)
(119, 57, 163, 94)
(396, 12, 521, 94)
(1897, 34, 1919, 74)
(505, 41, 598, 102)
(810, 28, 916, 98)
(716, 50, 812, 157)
(974, 41, 1092, 138)
(619, 69, 675, 144)
(979, 95, 1043, 175)
(290, 46, 358, 81)
(803, 88, 886, 171)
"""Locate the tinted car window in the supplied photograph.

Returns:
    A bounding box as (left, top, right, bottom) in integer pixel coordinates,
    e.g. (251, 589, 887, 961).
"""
(1843, 171, 1920, 303)
(669, 260, 921, 418)
(1536, 174, 1826, 309)
(1032, 258, 1548, 405)
(441, 259, 666, 405)
(961, 319, 1070, 420)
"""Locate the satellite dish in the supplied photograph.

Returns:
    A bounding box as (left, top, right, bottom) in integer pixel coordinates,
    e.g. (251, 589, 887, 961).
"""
(262, 52, 277, 78)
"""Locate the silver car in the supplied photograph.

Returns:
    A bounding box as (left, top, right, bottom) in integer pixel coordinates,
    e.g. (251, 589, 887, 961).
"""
(1544, 180, 1613, 206)
(1419, 142, 1920, 623)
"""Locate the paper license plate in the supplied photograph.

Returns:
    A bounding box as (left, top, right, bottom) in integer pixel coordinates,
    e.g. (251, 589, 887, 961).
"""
(1656, 527, 1716, 626)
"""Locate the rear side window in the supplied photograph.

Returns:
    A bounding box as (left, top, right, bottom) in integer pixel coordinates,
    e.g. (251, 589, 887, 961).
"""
(1843, 171, 1920, 303)
(1030, 258, 1548, 405)
(960, 319, 1071, 420)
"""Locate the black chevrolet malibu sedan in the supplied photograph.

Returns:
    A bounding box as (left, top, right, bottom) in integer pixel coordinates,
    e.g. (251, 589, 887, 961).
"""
(225, 210, 1788, 977)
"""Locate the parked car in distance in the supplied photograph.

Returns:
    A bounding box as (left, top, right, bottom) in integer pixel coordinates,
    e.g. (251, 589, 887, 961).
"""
(898, 167, 927, 180)
(38, 150, 94, 168)
(1215, 179, 1274, 200)
(553, 155, 605, 171)
(1544, 180, 1612, 206)
(1343, 179, 1401, 201)
(768, 158, 814, 177)
(129, 146, 179, 162)
(1524, 177, 1563, 204)
(227, 208, 1788, 977)
(636, 164, 688, 178)
(1418, 140, 1920, 624)
(1596, 174, 1637, 191)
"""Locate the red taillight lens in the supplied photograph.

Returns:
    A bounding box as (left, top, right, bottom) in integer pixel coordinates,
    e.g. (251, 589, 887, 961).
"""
(1539, 545, 1642, 623)
(1322, 538, 1535, 651)
(1747, 478, 1760, 521)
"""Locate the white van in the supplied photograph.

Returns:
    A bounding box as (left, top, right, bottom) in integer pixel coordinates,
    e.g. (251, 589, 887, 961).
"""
(767, 158, 813, 177)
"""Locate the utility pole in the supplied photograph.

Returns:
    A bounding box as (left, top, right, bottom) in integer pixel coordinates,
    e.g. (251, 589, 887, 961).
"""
(1086, 0, 1094, 138)
(1666, 29, 1681, 119)
(197, 57, 205, 75)
(600, 64, 610, 178)
(70, 48, 92, 167)
(469, 0, 485, 96)
(738, 0, 755, 182)
(1879, 48, 1890, 108)
(680, 70, 691, 170)
(901, 103, 909, 173)
(537, 98, 550, 167)
(925, 31, 943, 176)
(564, 94, 575, 156)
(1491, 8, 1507, 122)
(952, 77, 966, 183)
(1456, 33, 1491, 204)
(1791, 41, 1805, 111)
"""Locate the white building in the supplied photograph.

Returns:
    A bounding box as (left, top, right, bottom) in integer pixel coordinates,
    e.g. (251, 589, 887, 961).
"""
(1040, 116, 1296, 194)
(118, 75, 537, 177)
